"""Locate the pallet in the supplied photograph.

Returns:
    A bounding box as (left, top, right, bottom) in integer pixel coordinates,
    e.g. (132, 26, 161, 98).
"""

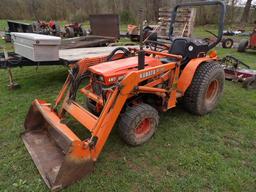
(158, 7, 196, 40)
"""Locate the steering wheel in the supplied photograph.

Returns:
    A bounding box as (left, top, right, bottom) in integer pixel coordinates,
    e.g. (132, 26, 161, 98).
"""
(144, 40, 170, 52)
(106, 47, 131, 61)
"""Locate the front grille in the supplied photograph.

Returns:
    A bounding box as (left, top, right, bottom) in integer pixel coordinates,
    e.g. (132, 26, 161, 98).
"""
(91, 81, 102, 96)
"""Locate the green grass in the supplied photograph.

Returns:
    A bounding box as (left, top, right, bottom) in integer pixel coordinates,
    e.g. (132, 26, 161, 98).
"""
(0, 30, 256, 191)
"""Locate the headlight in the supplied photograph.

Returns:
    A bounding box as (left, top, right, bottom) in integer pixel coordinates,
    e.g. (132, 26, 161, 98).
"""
(108, 77, 117, 82)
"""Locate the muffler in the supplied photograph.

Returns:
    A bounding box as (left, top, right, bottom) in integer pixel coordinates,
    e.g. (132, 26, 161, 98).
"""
(22, 100, 94, 191)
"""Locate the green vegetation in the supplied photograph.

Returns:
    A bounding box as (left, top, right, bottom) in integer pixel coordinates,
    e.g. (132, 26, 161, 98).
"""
(0, 26, 256, 192)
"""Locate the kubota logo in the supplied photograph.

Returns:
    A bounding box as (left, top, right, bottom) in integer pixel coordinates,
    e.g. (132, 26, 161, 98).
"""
(139, 67, 165, 79)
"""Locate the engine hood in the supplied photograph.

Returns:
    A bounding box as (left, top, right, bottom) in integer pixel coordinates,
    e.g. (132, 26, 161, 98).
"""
(88, 56, 161, 78)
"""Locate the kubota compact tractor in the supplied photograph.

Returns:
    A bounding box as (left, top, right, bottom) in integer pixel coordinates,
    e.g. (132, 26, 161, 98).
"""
(22, 1, 226, 190)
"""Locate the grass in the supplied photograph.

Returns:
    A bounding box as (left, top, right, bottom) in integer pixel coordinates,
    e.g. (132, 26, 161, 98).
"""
(0, 27, 256, 191)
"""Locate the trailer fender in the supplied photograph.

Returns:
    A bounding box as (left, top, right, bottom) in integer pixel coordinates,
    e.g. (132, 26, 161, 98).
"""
(177, 57, 216, 94)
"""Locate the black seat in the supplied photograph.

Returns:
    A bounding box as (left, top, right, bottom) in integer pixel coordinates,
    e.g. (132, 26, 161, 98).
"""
(160, 38, 189, 64)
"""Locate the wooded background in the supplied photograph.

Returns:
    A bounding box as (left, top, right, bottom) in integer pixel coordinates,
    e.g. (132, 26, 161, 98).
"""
(0, 0, 255, 25)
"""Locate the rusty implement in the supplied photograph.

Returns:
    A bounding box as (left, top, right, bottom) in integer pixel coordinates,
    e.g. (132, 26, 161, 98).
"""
(22, 100, 94, 191)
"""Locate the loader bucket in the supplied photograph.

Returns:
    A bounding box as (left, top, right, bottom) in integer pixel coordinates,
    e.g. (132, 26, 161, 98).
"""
(22, 100, 94, 191)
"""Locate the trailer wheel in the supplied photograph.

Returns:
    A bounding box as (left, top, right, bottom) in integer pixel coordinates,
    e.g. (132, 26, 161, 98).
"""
(222, 38, 233, 48)
(242, 76, 256, 89)
(118, 103, 159, 146)
(65, 27, 75, 38)
(237, 39, 248, 52)
(183, 61, 224, 115)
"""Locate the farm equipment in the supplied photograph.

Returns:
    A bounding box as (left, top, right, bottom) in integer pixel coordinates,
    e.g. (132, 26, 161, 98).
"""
(32, 20, 61, 36)
(21, 1, 226, 190)
(64, 22, 87, 38)
(204, 30, 234, 48)
(237, 21, 256, 52)
(221, 55, 256, 89)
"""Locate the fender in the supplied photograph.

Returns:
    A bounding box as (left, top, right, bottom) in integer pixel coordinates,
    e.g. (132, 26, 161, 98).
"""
(177, 56, 217, 94)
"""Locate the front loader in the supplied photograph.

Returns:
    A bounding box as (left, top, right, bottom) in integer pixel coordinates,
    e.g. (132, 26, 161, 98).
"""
(22, 1, 226, 190)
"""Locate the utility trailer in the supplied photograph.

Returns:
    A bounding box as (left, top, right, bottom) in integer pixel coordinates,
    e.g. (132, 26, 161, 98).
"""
(0, 42, 138, 89)
(4, 20, 33, 42)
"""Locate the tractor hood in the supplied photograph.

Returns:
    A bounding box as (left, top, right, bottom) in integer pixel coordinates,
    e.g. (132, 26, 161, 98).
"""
(88, 56, 161, 78)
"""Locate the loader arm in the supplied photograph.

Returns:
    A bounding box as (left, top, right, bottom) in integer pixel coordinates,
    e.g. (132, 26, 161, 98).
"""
(89, 62, 179, 160)
(22, 58, 180, 190)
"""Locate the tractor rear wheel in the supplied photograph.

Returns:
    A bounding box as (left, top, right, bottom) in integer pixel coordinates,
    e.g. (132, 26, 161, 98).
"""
(237, 39, 248, 52)
(118, 103, 159, 146)
(183, 61, 224, 115)
(65, 27, 75, 38)
(79, 27, 87, 36)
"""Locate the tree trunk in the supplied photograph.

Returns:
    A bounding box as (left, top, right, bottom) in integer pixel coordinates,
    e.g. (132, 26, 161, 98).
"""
(240, 0, 253, 23)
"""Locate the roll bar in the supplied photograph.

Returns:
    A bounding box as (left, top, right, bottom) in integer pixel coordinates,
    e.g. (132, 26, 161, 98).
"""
(169, 0, 226, 50)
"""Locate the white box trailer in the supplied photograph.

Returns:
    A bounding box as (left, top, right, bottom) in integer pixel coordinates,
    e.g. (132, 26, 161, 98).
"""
(11, 33, 61, 62)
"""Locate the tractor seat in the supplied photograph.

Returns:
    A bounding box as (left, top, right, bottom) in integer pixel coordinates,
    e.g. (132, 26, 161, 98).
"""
(160, 38, 188, 64)
(160, 37, 209, 65)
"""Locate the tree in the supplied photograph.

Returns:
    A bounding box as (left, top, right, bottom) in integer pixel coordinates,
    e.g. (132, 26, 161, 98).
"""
(240, 0, 253, 23)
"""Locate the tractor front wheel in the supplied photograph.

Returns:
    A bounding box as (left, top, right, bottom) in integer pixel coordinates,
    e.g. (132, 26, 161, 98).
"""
(118, 103, 159, 146)
(183, 61, 224, 115)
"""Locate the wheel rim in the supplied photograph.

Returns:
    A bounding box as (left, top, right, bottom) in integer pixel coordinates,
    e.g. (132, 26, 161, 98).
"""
(135, 118, 152, 137)
(225, 40, 232, 47)
(205, 80, 219, 104)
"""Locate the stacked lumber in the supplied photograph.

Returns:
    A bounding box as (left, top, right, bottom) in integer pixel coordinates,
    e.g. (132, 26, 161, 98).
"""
(158, 7, 196, 40)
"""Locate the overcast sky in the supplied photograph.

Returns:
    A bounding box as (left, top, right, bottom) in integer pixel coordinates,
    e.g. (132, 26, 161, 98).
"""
(237, 0, 256, 6)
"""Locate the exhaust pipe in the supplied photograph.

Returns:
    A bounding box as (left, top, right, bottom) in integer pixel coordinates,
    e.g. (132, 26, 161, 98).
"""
(138, 8, 145, 70)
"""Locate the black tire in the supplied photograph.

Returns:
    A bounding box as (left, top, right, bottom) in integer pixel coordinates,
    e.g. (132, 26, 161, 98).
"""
(237, 39, 248, 52)
(222, 38, 233, 48)
(242, 76, 256, 89)
(183, 61, 224, 115)
(65, 27, 75, 38)
(118, 103, 159, 146)
(79, 27, 87, 36)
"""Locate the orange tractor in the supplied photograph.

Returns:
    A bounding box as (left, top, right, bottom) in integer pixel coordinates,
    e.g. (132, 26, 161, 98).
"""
(22, 1, 226, 190)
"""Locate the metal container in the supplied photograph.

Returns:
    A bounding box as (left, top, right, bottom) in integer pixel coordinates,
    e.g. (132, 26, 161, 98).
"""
(11, 33, 61, 61)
